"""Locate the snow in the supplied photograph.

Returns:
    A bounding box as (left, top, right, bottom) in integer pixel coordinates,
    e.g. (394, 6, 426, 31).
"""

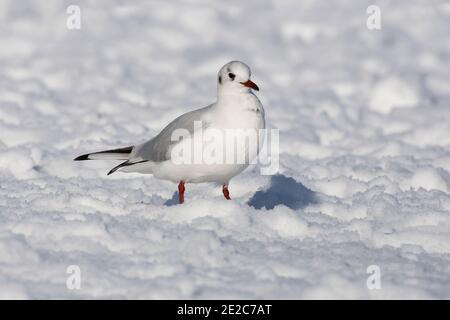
(368, 77, 419, 114)
(1, 0, 450, 299)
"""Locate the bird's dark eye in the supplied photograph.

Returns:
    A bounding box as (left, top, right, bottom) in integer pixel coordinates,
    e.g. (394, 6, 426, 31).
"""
(228, 73, 236, 81)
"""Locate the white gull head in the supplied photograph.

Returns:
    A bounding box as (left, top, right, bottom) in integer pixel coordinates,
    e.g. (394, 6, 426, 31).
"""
(217, 61, 259, 96)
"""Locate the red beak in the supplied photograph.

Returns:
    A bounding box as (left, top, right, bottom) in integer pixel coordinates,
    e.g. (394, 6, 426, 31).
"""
(240, 79, 259, 91)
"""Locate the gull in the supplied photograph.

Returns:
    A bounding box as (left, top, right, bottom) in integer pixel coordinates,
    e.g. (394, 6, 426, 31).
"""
(74, 61, 265, 204)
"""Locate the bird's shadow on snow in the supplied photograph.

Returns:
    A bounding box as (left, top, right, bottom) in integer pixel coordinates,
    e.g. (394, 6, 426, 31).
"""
(248, 174, 319, 210)
(163, 174, 319, 209)
(164, 193, 180, 206)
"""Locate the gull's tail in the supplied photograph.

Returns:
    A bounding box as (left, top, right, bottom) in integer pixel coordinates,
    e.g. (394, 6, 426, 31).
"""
(74, 146, 133, 161)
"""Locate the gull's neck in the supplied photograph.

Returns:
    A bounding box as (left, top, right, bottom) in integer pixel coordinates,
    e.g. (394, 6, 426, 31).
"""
(217, 88, 252, 102)
(213, 89, 257, 116)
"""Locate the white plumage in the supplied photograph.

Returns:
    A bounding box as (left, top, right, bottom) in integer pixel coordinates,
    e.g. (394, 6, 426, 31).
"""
(75, 61, 265, 203)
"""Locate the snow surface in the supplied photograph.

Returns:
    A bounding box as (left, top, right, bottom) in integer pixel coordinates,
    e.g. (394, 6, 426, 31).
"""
(1, 0, 450, 299)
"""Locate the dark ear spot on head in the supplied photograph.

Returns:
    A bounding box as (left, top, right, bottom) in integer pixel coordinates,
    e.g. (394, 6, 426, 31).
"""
(228, 72, 236, 81)
(218, 75, 222, 84)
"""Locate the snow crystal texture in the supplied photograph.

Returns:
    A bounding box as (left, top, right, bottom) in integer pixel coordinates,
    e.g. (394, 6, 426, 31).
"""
(0, 0, 450, 299)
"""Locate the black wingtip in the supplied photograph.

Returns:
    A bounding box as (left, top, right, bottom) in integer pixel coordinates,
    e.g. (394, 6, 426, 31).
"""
(74, 154, 90, 161)
(106, 159, 148, 176)
(107, 162, 126, 176)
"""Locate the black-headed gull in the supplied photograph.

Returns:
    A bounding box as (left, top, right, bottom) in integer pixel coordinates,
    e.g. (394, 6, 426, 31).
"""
(75, 61, 265, 203)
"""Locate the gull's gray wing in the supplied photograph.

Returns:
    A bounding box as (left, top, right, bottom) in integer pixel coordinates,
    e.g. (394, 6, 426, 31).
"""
(130, 105, 212, 162)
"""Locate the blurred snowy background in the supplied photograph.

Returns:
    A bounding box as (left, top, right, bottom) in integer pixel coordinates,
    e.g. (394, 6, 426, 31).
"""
(0, 0, 449, 299)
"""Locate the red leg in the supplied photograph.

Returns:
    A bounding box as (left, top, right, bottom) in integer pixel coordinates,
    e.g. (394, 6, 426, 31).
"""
(178, 181, 185, 204)
(222, 184, 231, 200)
